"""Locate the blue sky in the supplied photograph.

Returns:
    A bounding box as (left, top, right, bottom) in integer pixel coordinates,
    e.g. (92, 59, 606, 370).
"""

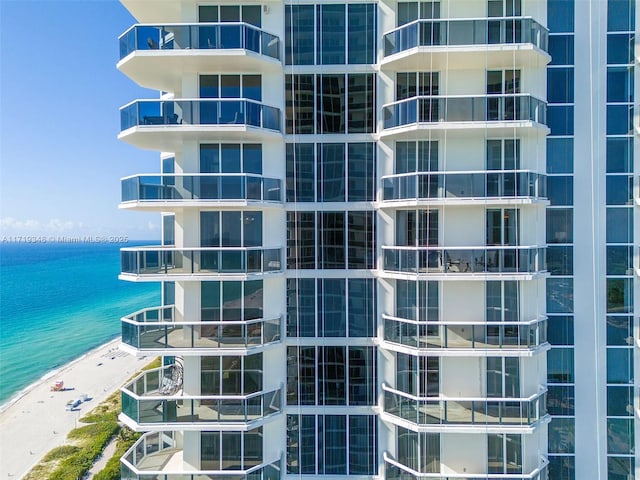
(1, 0, 161, 240)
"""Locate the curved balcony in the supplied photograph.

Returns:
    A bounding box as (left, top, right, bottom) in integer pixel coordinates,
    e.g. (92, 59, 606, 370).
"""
(381, 246, 546, 280)
(119, 23, 281, 91)
(120, 174, 283, 210)
(121, 431, 281, 480)
(120, 246, 283, 281)
(382, 17, 549, 71)
(384, 452, 549, 480)
(119, 99, 281, 151)
(381, 94, 547, 139)
(121, 366, 282, 429)
(382, 384, 548, 432)
(121, 305, 281, 354)
(381, 170, 547, 206)
(382, 315, 548, 356)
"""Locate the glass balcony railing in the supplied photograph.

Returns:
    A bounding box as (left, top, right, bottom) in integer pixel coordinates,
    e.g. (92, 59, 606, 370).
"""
(121, 367, 282, 426)
(121, 305, 281, 350)
(382, 246, 546, 275)
(382, 314, 547, 350)
(384, 452, 549, 480)
(120, 247, 283, 276)
(382, 94, 546, 130)
(121, 174, 282, 203)
(381, 171, 546, 202)
(382, 384, 547, 427)
(120, 99, 281, 132)
(119, 23, 280, 60)
(383, 17, 549, 57)
(122, 431, 282, 480)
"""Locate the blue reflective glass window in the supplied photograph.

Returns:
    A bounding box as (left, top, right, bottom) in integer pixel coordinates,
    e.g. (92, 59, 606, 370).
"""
(607, 419, 635, 454)
(348, 279, 376, 337)
(606, 175, 632, 205)
(607, 105, 633, 135)
(549, 456, 575, 480)
(286, 143, 315, 202)
(319, 279, 346, 337)
(547, 176, 573, 205)
(547, 278, 574, 313)
(318, 143, 345, 202)
(607, 245, 633, 275)
(607, 34, 634, 64)
(607, 348, 633, 383)
(163, 215, 175, 246)
(547, 208, 573, 243)
(547, 138, 574, 173)
(320, 415, 347, 474)
(285, 75, 315, 134)
(548, 315, 574, 345)
(547, 347, 575, 383)
(317, 4, 346, 64)
(320, 212, 345, 268)
(200, 75, 219, 98)
(242, 144, 261, 174)
(286, 279, 316, 337)
(547, 106, 574, 135)
(348, 347, 376, 405)
(607, 316, 633, 346)
(607, 278, 633, 313)
(548, 417, 575, 453)
(549, 35, 574, 65)
(607, 67, 634, 102)
(547, 68, 574, 103)
(348, 4, 376, 64)
(606, 207, 633, 243)
(285, 5, 315, 65)
(607, 386, 633, 415)
(348, 143, 376, 201)
(547, 246, 573, 275)
(607, 137, 633, 173)
(548, 0, 575, 33)
(286, 211, 316, 269)
(608, 0, 635, 31)
(608, 456, 635, 480)
(547, 385, 575, 415)
(348, 416, 377, 474)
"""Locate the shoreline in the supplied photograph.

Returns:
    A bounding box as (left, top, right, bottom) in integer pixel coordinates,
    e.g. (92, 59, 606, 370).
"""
(0, 337, 121, 414)
(0, 338, 152, 478)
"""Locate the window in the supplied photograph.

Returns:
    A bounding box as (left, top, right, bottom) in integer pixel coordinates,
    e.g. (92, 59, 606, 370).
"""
(286, 74, 376, 134)
(397, 428, 440, 473)
(286, 347, 376, 405)
(486, 139, 520, 170)
(285, 4, 376, 65)
(200, 144, 262, 174)
(549, 418, 575, 453)
(487, 357, 520, 398)
(488, 434, 522, 474)
(547, 68, 574, 103)
(287, 278, 376, 337)
(548, 246, 573, 275)
(162, 215, 175, 246)
(547, 208, 573, 243)
(201, 354, 262, 395)
(488, 0, 521, 16)
(396, 210, 439, 246)
(396, 141, 438, 173)
(486, 281, 519, 322)
(287, 143, 376, 202)
(201, 428, 263, 470)
(396, 280, 439, 321)
(547, 0, 575, 33)
(200, 74, 261, 100)
(547, 138, 574, 174)
(287, 415, 377, 474)
(547, 278, 574, 313)
(199, 5, 261, 26)
(608, 0, 635, 31)
(547, 176, 574, 205)
(286, 211, 375, 269)
(201, 280, 263, 321)
(200, 211, 262, 247)
(396, 353, 439, 397)
(397, 1, 440, 26)
(549, 35, 574, 66)
(396, 72, 439, 100)
(486, 208, 519, 245)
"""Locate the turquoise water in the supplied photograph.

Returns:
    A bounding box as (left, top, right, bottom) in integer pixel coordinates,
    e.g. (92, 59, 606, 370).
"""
(0, 242, 160, 404)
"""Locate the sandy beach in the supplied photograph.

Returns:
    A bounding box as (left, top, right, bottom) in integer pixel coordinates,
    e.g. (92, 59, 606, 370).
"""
(0, 338, 151, 479)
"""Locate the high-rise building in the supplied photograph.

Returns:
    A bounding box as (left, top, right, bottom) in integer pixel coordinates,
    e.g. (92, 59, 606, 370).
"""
(115, 1, 636, 479)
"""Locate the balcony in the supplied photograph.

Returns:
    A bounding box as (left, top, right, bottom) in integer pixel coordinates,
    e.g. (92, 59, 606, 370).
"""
(381, 246, 547, 280)
(118, 23, 281, 91)
(384, 452, 549, 480)
(382, 315, 548, 356)
(381, 170, 547, 206)
(119, 99, 281, 151)
(121, 431, 281, 480)
(382, 17, 550, 71)
(121, 366, 282, 429)
(381, 94, 547, 139)
(382, 384, 548, 432)
(120, 174, 282, 210)
(121, 305, 281, 354)
(120, 247, 283, 281)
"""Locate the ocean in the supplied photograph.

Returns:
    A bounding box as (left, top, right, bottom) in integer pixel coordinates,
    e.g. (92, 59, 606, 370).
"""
(0, 242, 160, 405)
